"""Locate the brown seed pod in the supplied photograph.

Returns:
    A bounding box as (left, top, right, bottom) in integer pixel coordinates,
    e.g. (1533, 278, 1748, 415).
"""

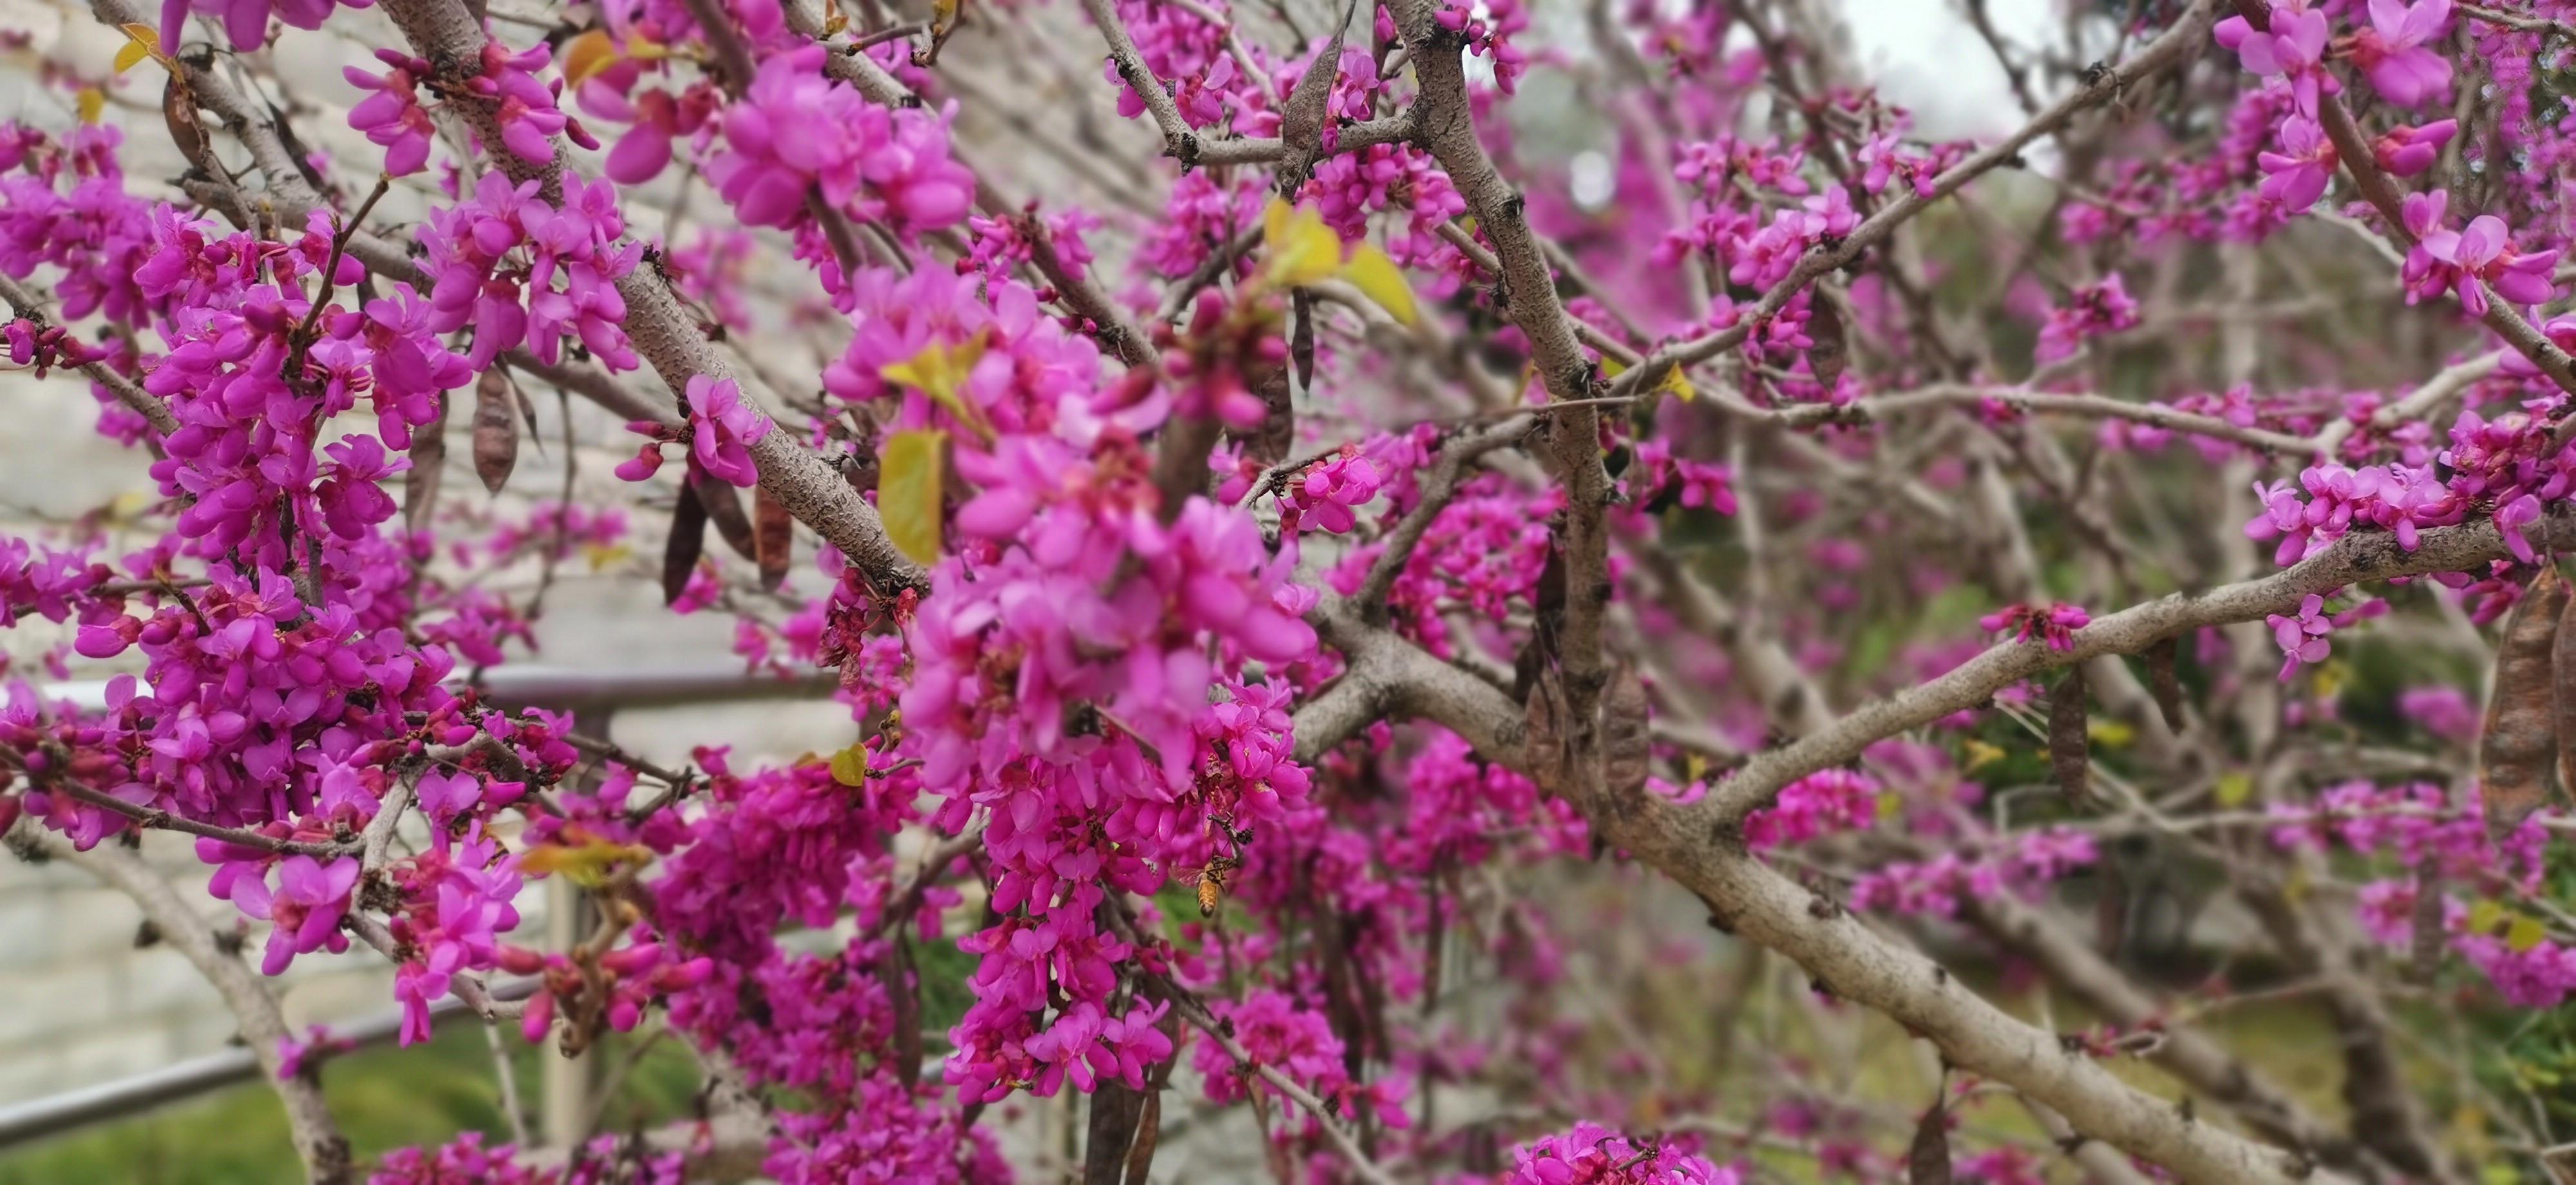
(753, 483, 792, 591)
(470, 370, 517, 494)
(2483, 565, 2568, 840)
(2049, 664, 2091, 806)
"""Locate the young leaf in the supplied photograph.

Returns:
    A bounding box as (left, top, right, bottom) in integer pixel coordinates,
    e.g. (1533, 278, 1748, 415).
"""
(115, 24, 170, 75)
(471, 370, 518, 494)
(404, 390, 448, 534)
(1599, 354, 1694, 402)
(562, 29, 668, 88)
(518, 833, 654, 887)
(76, 87, 105, 125)
(561, 30, 619, 86)
(2049, 664, 2091, 806)
(880, 333, 994, 442)
(1261, 198, 1345, 289)
(663, 483, 707, 607)
(754, 483, 792, 592)
(879, 430, 948, 565)
(1339, 242, 1421, 328)
(2510, 913, 2550, 954)
(2482, 565, 2568, 841)
(828, 743, 870, 787)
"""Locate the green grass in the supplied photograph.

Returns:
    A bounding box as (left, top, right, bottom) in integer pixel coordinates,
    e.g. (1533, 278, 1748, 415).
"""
(0, 1025, 703, 1184)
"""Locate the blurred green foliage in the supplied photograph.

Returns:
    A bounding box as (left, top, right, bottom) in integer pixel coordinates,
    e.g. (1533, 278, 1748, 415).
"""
(0, 1023, 700, 1184)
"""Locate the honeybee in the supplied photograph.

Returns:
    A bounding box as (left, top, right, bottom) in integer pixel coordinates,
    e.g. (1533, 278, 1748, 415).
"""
(1172, 855, 1242, 918)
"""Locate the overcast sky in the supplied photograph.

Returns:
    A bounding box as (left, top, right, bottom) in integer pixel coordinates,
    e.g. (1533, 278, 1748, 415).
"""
(1846, 0, 2067, 141)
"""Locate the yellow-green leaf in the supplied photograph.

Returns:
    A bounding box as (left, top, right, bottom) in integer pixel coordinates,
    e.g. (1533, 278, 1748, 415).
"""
(828, 743, 871, 786)
(878, 430, 947, 565)
(580, 542, 632, 573)
(2087, 719, 2135, 748)
(1261, 198, 1345, 289)
(1336, 242, 1419, 327)
(2508, 914, 2550, 953)
(563, 30, 618, 86)
(2213, 771, 2255, 808)
(562, 29, 668, 88)
(114, 24, 168, 75)
(518, 833, 654, 888)
(931, 0, 963, 37)
(1961, 738, 2005, 772)
(880, 334, 994, 442)
(2468, 898, 2508, 936)
(1599, 353, 1693, 401)
(76, 86, 105, 125)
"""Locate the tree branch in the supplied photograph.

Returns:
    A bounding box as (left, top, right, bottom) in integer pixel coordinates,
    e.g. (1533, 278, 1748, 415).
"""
(372, 0, 929, 594)
(1293, 602, 2347, 1183)
(0, 272, 178, 435)
(35, 830, 353, 1182)
(1700, 507, 2576, 824)
(1610, 0, 2221, 398)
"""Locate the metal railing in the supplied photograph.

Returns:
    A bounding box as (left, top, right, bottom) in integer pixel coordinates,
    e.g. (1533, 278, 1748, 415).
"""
(0, 664, 836, 1151)
(0, 978, 536, 1149)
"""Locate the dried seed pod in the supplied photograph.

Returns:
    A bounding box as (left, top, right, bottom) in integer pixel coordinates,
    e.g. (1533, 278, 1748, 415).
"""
(471, 370, 517, 493)
(404, 390, 448, 534)
(2049, 664, 2091, 806)
(1908, 1086, 1952, 1184)
(2143, 637, 2187, 732)
(2483, 565, 2568, 840)
(754, 483, 792, 591)
(663, 484, 707, 607)
(1602, 663, 1653, 804)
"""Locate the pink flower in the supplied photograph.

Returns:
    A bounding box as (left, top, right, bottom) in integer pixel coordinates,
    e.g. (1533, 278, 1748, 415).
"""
(344, 51, 435, 176)
(2034, 274, 2140, 363)
(394, 943, 463, 1046)
(2214, 2, 2333, 114)
(315, 434, 406, 540)
(685, 375, 770, 487)
(2421, 212, 2560, 316)
(2372, 118, 2456, 177)
(232, 855, 360, 976)
(2267, 592, 2333, 681)
(161, 0, 354, 54)
(2351, 0, 2454, 108)
(2257, 115, 2335, 211)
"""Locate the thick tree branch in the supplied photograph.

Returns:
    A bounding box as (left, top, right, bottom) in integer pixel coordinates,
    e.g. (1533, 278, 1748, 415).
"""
(1293, 603, 2345, 1183)
(1700, 507, 2576, 824)
(1396, 0, 1618, 816)
(0, 272, 179, 435)
(35, 831, 353, 1182)
(373, 0, 929, 594)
